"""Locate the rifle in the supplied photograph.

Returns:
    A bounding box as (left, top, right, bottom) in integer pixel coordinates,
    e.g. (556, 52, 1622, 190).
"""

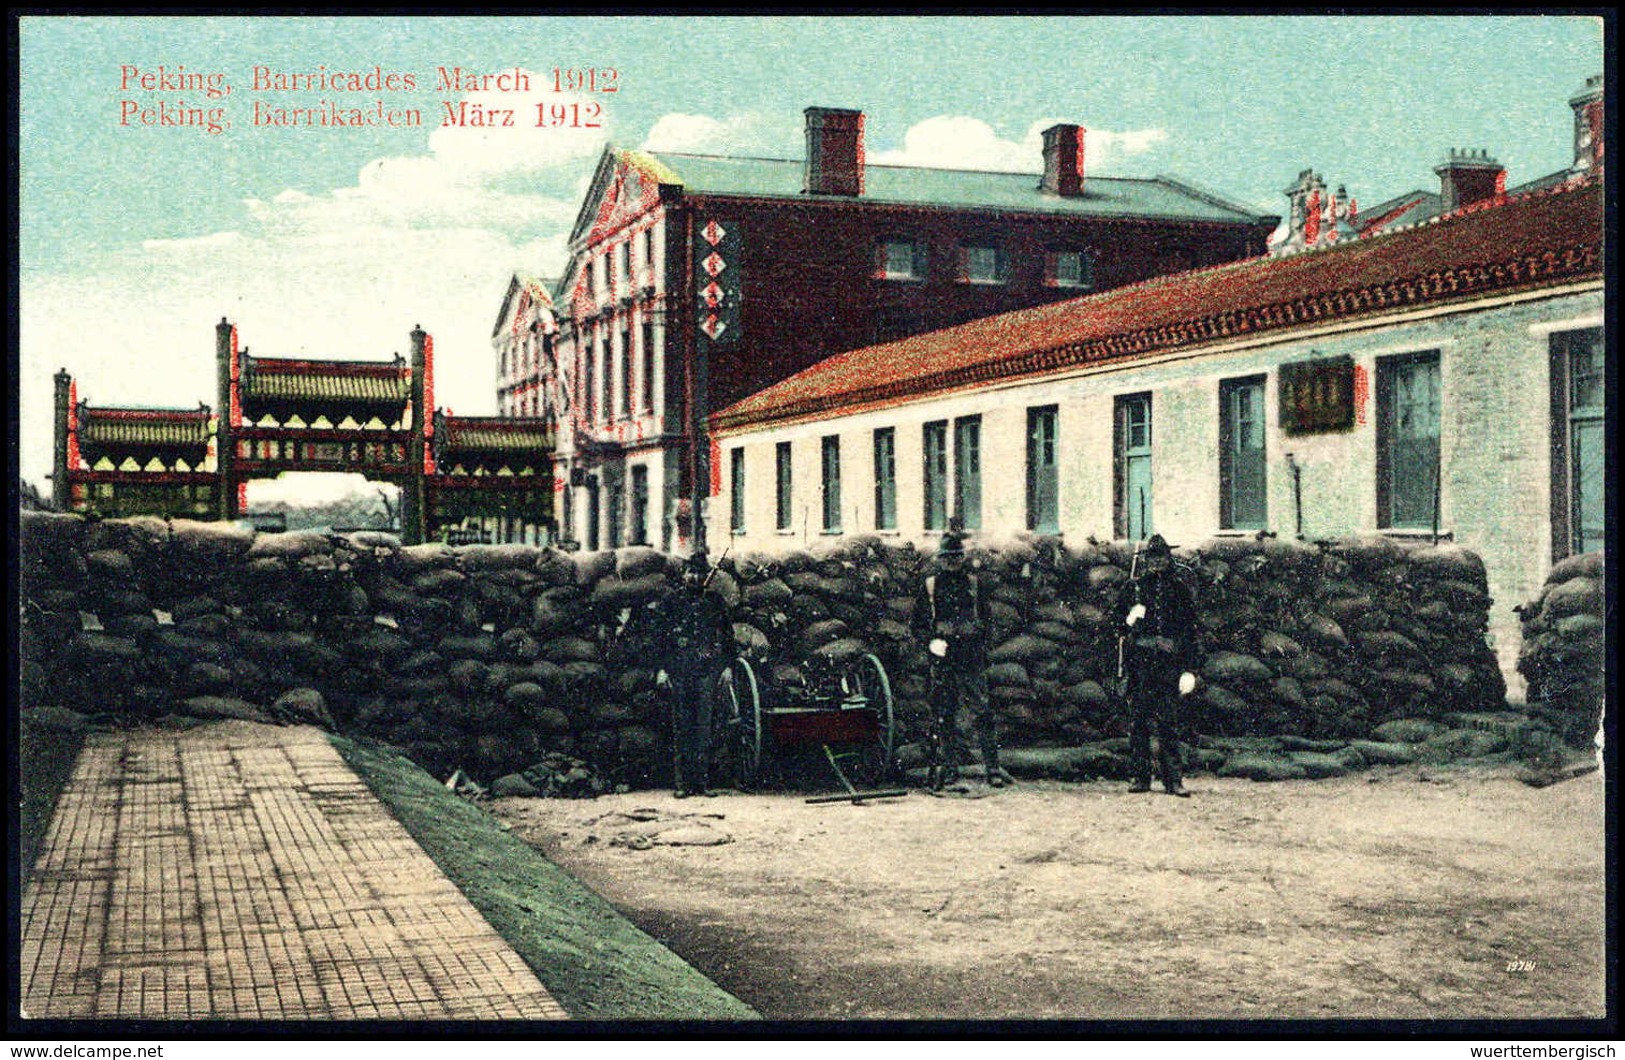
(1115, 539, 1146, 699)
(702, 541, 731, 592)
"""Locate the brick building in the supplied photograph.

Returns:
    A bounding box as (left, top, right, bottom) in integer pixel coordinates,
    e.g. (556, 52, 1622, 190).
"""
(513, 106, 1279, 552)
(709, 168, 1604, 695)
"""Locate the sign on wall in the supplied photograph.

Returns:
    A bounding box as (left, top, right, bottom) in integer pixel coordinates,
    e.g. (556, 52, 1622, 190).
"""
(695, 217, 742, 349)
(1279, 354, 1356, 435)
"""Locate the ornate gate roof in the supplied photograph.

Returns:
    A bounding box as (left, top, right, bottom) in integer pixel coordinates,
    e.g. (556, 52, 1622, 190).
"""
(239, 353, 412, 424)
(76, 404, 213, 468)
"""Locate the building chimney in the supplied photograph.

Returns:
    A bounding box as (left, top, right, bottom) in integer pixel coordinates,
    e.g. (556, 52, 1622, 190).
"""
(1434, 149, 1505, 212)
(1040, 124, 1086, 196)
(1570, 74, 1603, 173)
(804, 107, 864, 196)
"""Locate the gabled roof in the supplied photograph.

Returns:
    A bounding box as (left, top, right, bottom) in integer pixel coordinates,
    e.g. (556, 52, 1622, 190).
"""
(637, 150, 1275, 225)
(240, 354, 412, 418)
(492, 273, 560, 340)
(567, 147, 678, 246)
(713, 175, 1602, 432)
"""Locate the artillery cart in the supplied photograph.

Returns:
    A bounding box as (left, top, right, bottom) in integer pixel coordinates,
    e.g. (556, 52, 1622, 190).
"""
(714, 649, 904, 803)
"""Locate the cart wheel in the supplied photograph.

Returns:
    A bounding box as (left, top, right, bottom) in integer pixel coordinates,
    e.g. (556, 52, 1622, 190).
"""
(847, 652, 896, 783)
(717, 657, 763, 790)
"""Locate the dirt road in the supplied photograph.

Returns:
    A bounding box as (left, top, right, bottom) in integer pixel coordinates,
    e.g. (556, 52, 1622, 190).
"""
(492, 764, 1605, 1021)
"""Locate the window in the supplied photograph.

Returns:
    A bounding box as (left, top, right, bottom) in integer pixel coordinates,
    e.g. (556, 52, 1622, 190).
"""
(630, 464, 649, 545)
(1551, 328, 1605, 557)
(821, 435, 842, 533)
(581, 330, 597, 425)
(1115, 393, 1153, 540)
(1047, 250, 1094, 289)
(607, 479, 623, 549)
(1220, 377, 1267, 530)
(923, 420, 949, 531)
(776, 442, 793, 531)
(953, 416, 982, 530)
(880, 240, 923, 280)
(641, 321, 656, 413)
(1027, 405, 1058, 534)
(1376, 352, 1441, 529)
(730, 447, 746, 535)
(618, 327, 632, 420)
(585, 475, 601, 551)
(642, 227, 657, 282)
(961, 245, 1005, 284)
(873, 427, 897, 531)
(616, 242, 630, 294)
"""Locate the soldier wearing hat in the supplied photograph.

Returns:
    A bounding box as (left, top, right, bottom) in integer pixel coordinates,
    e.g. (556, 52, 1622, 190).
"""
(1117, 534, 1201, 796)
(641, 545, 736, 798)
(912, 531, 1006, 789)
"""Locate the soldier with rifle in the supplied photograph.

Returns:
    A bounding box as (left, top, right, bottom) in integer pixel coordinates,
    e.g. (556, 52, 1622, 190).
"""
(913, 531, 1006, 789)
(1115, 534, 1201, 797)
(622, 545, 735, 798)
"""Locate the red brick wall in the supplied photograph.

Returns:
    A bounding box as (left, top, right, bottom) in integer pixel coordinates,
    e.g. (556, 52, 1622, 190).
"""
(681, 196, 1272, 411)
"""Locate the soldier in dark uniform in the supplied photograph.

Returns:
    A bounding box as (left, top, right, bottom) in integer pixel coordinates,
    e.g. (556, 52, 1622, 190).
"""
(1116, 534, 1201, 797)
(913, 531, 1006, 789)
(641, 546, 735, 798)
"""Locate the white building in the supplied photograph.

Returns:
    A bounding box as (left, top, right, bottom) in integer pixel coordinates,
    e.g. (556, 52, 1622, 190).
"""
(709, 175, 1605, 696)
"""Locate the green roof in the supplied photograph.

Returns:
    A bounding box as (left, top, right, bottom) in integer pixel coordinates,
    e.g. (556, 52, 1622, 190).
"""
(640, 151, 1273, 224)
(77, 408, 212, 461)
(241, 361, 411, 412)
(440, 425, 554, 453)
(79, 419, 210, 448)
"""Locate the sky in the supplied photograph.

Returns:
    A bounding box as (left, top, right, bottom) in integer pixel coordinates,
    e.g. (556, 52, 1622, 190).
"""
(15, 14, 1605, 502)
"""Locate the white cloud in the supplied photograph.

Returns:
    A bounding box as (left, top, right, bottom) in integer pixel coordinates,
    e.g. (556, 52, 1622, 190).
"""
(641, 112, 772, 155)
(870, 116, 1168, 172)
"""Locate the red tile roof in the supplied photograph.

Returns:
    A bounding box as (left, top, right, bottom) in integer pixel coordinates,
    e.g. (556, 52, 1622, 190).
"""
(713, 176, 1602, 433)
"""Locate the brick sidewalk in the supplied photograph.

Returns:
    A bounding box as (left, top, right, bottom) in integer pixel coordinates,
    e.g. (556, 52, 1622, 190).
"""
(20, 722, 569, 1021)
